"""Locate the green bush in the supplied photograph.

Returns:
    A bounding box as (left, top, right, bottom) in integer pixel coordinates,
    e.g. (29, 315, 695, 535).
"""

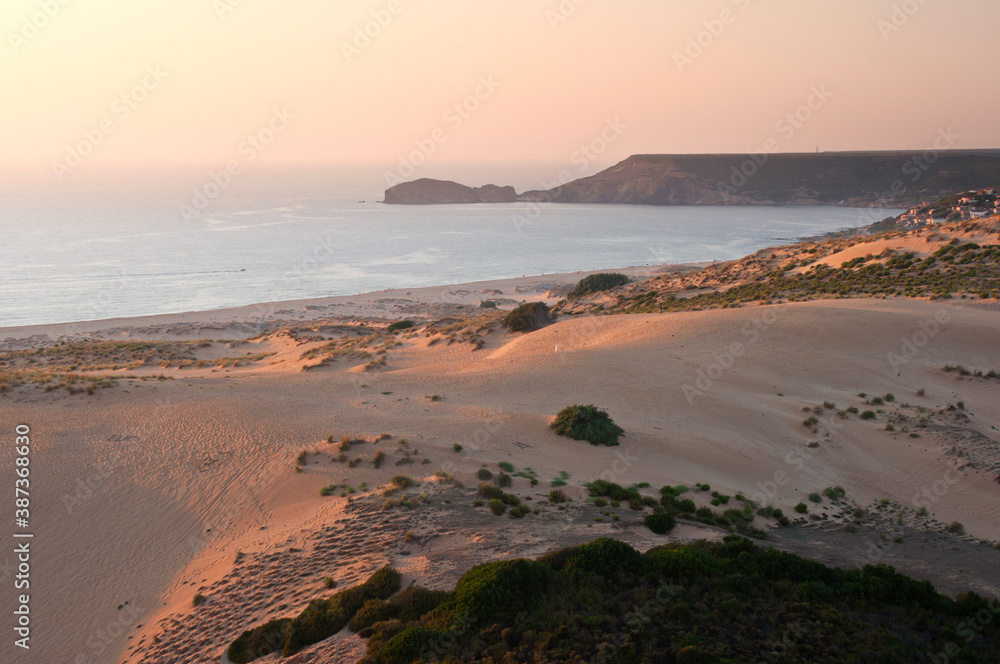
(823, 486, 846, 500)
(676, 498, 697, 513)
(477, 468, 493, 481)
(387, 320, 415, 333)
(808, 493, 823, 503)
(645, 547, 716, 580)
(509, 504, 530, 518)
(562, 538, 644, 576)
(860, 410, 877, 420)
(502, 302, 554, 332)
(551, 404, 624, 446)
(500, 493, 521, 506)
(452, 559, 549, 627)
(645, 512, 677, 534)
(498, 461, 514, 472)
(794, 502, 808, 513)
(379, 626, 442, 664)
(549, 489, 567, 503)
(227, 618, 291, 664)
(569, 272, 631, 298)
(279, 565, 401, 657)
(489, 499, 506, 515)
(588, 479, 635, 501)
(478, 483, 504, 500)
(349, 599, 396, 632)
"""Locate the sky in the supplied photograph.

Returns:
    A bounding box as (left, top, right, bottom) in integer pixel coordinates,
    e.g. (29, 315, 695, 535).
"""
(2, 0, 999, 183)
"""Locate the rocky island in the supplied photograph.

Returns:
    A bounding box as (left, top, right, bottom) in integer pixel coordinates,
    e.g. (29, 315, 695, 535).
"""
(382, 178, 517, 204)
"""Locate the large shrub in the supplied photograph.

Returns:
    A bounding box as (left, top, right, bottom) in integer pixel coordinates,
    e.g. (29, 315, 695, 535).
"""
(563, 538, 644, 576)
(279, 565, 401, 657)
(227, 619, 291, 664)
(645, 512, 678, 535)
(569, 272, 630, 298)
(379, 626, 443, 664)
(387, 320, 415, 332)
(502, 302, 553, 332)
(452, 559, 549, 627)
(551, 404, 624, 446)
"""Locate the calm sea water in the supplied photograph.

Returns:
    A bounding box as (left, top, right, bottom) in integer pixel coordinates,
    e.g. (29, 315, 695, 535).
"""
(0, 167, 901, 328)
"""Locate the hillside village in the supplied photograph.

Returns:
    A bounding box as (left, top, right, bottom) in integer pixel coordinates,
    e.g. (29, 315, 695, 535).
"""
(900, 187, 1000, 225)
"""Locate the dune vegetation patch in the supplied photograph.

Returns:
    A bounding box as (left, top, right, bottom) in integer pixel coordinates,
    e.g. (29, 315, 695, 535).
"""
(227, 537, 1000, 664)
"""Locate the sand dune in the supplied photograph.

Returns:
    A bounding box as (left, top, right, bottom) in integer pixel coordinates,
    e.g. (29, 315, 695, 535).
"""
(2, 272, 999, 664)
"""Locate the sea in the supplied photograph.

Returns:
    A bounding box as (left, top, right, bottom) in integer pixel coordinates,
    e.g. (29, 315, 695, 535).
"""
(0, 165, 902, 328)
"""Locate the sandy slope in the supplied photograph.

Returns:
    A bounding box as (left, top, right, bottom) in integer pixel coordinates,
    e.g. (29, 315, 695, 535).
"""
(1, 285, 999, 664)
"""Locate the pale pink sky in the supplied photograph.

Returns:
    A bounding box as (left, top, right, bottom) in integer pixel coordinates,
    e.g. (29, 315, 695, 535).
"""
(2, 0, 998, 179)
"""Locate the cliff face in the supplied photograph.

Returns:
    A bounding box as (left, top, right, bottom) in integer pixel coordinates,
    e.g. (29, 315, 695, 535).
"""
(383, 179, 517, 204)
(384, 151, 1000, 207)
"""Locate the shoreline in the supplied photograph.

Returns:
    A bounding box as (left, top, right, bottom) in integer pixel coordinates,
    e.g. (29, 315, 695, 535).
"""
(0, 262, 707, 340)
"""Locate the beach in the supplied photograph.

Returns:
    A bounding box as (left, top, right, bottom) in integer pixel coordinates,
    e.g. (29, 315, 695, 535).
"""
(2, 260, 999, 664)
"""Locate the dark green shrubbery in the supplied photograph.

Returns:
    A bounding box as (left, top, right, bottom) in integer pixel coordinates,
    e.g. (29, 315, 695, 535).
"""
(645, 512, 677, 534)
(451, 559, 550, 627)
(569, 272, 631, 298)
(349, 585, 450, 633)
(260, 565, 402, 658)
(551, 404, 624, 446)
(477, 483, 504, 500)
(588, 479, 637, 501)
(348, 536, 999, 664)
(386, 320, 415, 333)
(227, 619, 291, 664)
(379, 626, 442, 664)
(502, 302, 553, 332)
